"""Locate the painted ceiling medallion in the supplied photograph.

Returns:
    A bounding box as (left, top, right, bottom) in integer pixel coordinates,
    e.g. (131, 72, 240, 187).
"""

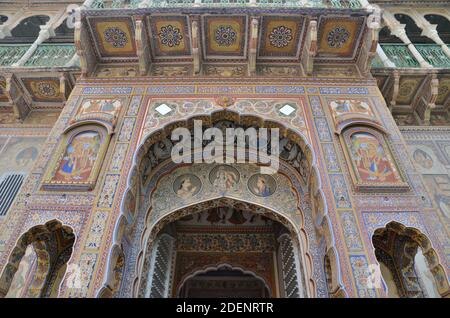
(215, 25, 237, 47)
(104, 27, 128, 48)
(327, 26, 350, 49)
(158, 25, 183, 47)
(37, 82, 57, 97)
(269, 26, 293, 48)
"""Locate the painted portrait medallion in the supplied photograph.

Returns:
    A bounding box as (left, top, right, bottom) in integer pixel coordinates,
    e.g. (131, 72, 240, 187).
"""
(248, 174, 276, 197)
(51, 131, 102, 183)
(209, 165, 240, 190)
(173, 174, 201, 199)
(413, 149, 434, 170)
(349, 132, 401, 183)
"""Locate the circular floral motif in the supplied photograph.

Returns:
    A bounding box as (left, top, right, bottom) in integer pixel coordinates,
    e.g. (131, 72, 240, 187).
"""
(327, 26, 350, 49)
(104, 27, 128, 48)
(214, 25, 237, 47)
(158, 25, 183, 47)
(269, 26, 293, 48)
(37, 82, 57, 97)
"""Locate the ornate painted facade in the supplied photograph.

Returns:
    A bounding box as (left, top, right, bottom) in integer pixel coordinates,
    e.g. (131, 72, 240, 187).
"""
(0, 0, 448, 298)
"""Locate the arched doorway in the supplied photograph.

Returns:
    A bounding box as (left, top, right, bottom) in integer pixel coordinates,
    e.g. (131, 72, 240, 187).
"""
(372, 221, 449, 298)
(140, 205, 304, 298)
(100, 113, 345, 298)
(0, 220, 75, 298)
(178, 265, 271, 298)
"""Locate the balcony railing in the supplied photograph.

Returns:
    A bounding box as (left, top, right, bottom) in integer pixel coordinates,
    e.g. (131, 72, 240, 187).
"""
(0, 44, 77, 68)
(24, 44, 77, 67)
(0, 45, 31, 67)
(415, 44, 450, 68)
(380, 44, 420, 68)
(88, 0, 362, 9)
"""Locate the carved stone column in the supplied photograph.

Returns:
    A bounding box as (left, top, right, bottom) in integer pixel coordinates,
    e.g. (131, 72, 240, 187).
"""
(383, 10, 432, 68)
(0, 10, 25, 39)
(403, 9, 450, 59)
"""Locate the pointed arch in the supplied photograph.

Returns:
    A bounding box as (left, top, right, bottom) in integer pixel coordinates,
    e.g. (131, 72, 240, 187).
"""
(0, 219, 75, 298)
(372, 221, 449, 298)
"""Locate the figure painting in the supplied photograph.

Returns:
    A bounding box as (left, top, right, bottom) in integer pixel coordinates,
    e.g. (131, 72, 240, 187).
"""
(209, 165, 239, 190)
(329, 99, 374, 127)
(173, 174, 201, 199)
(5, 245, 37, 298)
(413, 149, 434, 170)
(248, 174, 276, 197)
(51, 131, 101, 183)
(409, 145, 446, 174)
(348, 131, 401, 183)
(0, 137, 45, 176)
(423, 175, 450, 220)
(76, 99, 122, 118)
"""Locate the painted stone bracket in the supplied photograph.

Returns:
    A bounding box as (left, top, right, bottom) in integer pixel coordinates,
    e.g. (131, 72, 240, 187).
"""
(383, 70, 400, 110)
(248, 17, 259, 76)
(357, 11, 380, 76)
(75, 19, 96, 77)
(190, 17, 201, 75)
(301, 20, 317, 76)
(4, 73, 31, 121)
(135, 17, 151, 76)
(412, 74, 439, 125)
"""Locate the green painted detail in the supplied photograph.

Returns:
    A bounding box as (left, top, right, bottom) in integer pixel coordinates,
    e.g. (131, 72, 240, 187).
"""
(0, 45, 30, 66)
(24, 44, 77, 67)
(88, 0, 361, 9)
(381, 44, 420, 68)
(91, 0, 142, 8)
(415, 44, 450, 68)
(371, 55, 384, 68)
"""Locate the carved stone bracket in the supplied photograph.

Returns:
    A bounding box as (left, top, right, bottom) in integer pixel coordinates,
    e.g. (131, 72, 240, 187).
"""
(383, 70, 400, 110)
(135, 17, 151, 76)
(357, 11, 380, 76)
(4, 73, 31, 121)
(190, 17, 201, 75)
(74, 17, 96, 77)
(248, 17, 259, 76)
(301, 20, 317, 76)
(412, 74, 439, 125)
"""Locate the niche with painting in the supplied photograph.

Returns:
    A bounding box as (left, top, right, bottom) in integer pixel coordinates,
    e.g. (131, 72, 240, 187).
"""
(340, 126, 409, 192)
(42, 124, 111, 191)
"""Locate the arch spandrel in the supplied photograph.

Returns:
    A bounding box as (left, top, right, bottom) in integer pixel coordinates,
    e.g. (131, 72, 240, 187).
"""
(140, 99, 311, 151)
(148, 163, 301, 229)
(100, 100, 348, 298)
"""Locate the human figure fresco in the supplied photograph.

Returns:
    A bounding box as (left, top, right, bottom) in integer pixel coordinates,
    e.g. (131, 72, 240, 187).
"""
(350, 132, 400, 183)
(211, 165, 239, 190)
(52, 131, 101, 183)
(413, 149, 434, 170)
(249, 175, 274, 197)
(175, 175, 199, 199)
(5, 245, 36, 298)
(15, 147, 38, 168)
(77, 99, 121, 117)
